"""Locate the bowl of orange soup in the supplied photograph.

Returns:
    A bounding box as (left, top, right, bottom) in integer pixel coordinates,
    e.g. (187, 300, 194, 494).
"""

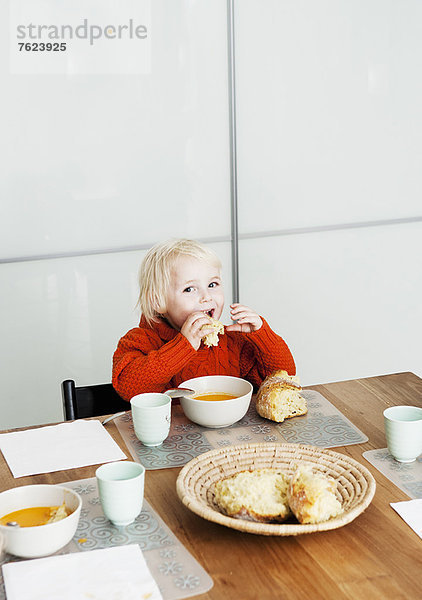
(0, 484, 82, 558)
(178, 375, 253, 428)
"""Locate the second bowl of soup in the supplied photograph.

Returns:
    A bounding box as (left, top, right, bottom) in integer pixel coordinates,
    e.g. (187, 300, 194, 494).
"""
(178, 375, 253, 428)
(0, 484, 82, 558)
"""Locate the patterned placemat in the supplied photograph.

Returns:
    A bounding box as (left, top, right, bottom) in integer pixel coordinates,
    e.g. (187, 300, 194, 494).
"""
(363, 449, 422, 499)
(0, 477, 213, 600)
(116, 390, 368, 470)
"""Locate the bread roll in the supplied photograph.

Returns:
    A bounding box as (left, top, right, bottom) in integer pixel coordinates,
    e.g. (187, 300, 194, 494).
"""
(213, 469, 291, 523)
(287, 465, 343, 524)
(256, 370, 307, 423)
(201, 317, 224, 347)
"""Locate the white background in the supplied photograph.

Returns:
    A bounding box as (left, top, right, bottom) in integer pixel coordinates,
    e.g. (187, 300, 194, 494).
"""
(1, 0, 421, 429)
(234, 0, 422, 387)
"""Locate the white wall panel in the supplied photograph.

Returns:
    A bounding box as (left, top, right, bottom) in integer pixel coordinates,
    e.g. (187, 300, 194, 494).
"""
(239, 223, 422, 386)
(0, 241, 233, 429)
(235, 0, 422, 232)
(0, 0, 230, 260)
(0, 0, 233, 429)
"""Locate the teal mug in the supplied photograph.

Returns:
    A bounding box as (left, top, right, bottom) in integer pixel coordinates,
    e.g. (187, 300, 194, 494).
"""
(383, 406, 422, 463)
(96, 461, 145, 527)
(130, 393, 171, 447)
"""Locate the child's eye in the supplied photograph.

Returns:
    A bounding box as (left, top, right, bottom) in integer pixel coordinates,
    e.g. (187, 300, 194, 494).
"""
(209, 281, 219, 288)
(183, 286, 194, 293)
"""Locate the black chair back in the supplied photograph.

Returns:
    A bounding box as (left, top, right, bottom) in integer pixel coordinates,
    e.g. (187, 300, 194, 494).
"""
(62, 379, 129, 420)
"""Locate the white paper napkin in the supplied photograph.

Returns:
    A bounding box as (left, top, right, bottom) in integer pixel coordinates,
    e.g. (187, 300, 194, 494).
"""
(0, 420, 127, 477)
(390, 499, 422, 540)
(2, 544, 163, 600)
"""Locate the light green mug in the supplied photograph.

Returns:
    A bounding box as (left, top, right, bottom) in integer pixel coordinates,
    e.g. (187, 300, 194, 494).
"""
(96, 461, 145, 527)
(383, 405, 422, 463)
(130, 393, 171, 447)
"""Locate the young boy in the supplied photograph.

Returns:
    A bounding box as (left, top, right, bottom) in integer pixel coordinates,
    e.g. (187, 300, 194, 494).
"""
(112, 239, 296, 401)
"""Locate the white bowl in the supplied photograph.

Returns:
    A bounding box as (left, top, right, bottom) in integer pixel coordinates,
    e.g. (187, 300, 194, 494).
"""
(179, 375, 253, 428)
(0, 484, 82, 558)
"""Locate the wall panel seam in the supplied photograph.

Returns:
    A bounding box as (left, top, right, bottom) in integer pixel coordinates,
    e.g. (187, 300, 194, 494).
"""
(227, 0, 239, 302)
(238, 216, 422, 241)
(1, 216, 421, 264)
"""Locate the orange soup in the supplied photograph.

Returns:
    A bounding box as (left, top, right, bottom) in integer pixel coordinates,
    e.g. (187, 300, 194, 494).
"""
(193, 392, 238, 402)
(0, 505, 69, 527)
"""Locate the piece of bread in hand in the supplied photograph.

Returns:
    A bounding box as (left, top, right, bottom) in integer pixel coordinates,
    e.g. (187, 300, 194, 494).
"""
(201, 317, 224, 347)
(255, 369, 307, 423)
(213, 469, 291, 523)
(287, 465, 343, 524)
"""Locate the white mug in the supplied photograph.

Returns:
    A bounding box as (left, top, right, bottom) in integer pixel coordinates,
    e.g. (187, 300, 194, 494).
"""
(96, 461, 145, 527)
(383, 405, 422, 463)
(130, 393, 171, 447)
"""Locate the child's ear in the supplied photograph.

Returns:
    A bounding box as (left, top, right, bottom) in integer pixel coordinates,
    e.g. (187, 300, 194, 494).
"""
(155, 303, 166, 316)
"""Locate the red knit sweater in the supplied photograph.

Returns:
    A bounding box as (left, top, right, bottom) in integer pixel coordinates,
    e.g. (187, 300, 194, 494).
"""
(112, 315, 296, 401)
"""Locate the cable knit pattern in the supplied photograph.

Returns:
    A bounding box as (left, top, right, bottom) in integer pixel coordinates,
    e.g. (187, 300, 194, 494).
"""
(112, 315, 296, 401)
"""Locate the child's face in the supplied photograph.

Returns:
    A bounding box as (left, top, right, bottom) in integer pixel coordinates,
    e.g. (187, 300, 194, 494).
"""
(161, 255, 224, 330)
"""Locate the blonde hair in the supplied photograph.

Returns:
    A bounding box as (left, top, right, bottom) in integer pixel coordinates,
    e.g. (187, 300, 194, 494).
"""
(138, 239, 222, 325)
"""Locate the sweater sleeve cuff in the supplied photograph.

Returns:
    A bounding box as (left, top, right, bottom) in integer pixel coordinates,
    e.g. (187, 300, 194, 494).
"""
(245, 317, 281, 352)
(158, 332, 197, 373)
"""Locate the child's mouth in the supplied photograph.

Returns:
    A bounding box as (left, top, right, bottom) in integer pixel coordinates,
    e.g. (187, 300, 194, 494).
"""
(203, 309, 214, 318)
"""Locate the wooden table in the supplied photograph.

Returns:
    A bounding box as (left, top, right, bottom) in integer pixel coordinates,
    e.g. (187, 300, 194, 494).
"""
(1, 372, 421, 599)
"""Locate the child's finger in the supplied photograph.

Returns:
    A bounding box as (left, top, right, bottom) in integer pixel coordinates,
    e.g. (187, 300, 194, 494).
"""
(230, 305, 254, 316)
(225, 324, 240, 332)
(231, 311, 256, 322)
(230, 303, 250, 315)
(225, 322, 250, 333)
(195, 322, 214, 336)
(187, 312, 212, 327)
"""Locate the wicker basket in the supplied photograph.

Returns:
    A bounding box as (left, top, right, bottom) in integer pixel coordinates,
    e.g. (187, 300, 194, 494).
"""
(176, 442, 376, 536)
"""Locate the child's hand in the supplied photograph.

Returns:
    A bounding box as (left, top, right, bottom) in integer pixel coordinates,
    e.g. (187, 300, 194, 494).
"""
(225, 303, 263, 333)
(180, 312, 215, 351)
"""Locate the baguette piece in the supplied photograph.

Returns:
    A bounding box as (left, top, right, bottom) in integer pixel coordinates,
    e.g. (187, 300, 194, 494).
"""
(287, 465, 343, 524)
(213, 469, 291, 523)
(201, 317, 224, 347)
(256, 369, 307, 423)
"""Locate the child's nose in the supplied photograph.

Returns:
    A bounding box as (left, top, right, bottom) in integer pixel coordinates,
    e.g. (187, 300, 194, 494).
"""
(199, 289, 212, 303)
